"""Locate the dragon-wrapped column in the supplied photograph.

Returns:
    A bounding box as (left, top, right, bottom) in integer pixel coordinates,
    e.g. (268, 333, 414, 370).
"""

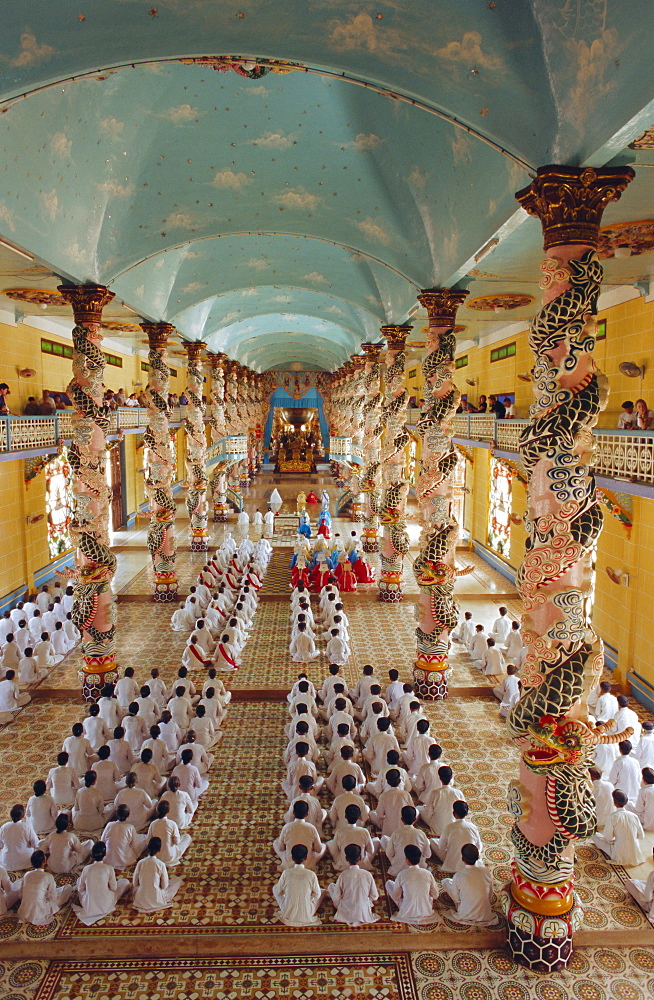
(142, 323, 178, 602)
(359, 343, 384, 552)
(412, 289, 470, 700)
(207, 353, 230, 522)
(348, 355, 367, 521)
(503, 165, 635, 971)
(58, 284, 118, 701)
(182, 342, 209, 552)
(377, 325, 412, 603)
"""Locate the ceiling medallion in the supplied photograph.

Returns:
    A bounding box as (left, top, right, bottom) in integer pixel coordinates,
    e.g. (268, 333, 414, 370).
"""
(598, 219, 654, 259)
(466, 294, 533, 312)
(4, 287, 65, 306)
(102, 321, 142, 333)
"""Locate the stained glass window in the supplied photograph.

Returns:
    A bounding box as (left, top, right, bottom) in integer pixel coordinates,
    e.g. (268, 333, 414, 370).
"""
(451, 452, 467, 533)
(488, 456, 511, 558)
(45, 448, 73, 558)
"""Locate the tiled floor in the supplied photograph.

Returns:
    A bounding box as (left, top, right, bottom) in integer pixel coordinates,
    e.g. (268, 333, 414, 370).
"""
(2, 472, 654, 996)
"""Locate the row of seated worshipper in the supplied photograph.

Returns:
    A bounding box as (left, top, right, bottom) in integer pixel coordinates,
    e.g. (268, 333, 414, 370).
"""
(288, 580, 351, 667)
(272, 586, 498, 926)
(0, 653, 236, 924)
(0, 585, 81, 720)
(0, 531, 273, 926)
(171, 533, 272, 672)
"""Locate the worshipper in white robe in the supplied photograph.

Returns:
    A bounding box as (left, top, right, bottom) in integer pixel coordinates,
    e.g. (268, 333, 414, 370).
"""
(16, 648, 46, 685)
(364, 718, 401, 776)
(289, 622, 320, 664)
(502, 621, 525, 670)
(349, 664, 379, 709)
(441, 843, 498, 925)
(274, 800, 326, 871)
(326, 804, 378, 872)
(171, 750, 209, 804)
(0, 611, 13, 646)
(158, 713, 183, 757)
(236, 509, 250, 541)
(0, 805, 39, 870)
(469, 625, 487, 664)
(0, 669, 30, 719)
(16, 850, 73, 924)
(452, 611, 474, 645)
(72, 772, 110, 836)
(612, 696, 642, 747)
(170, 602, 190, 630)
(384, 669, 405, 714)
(366, 751, 412, 800)
(627, 767, 654, 831)
(419, 767, 467, 836)
(590, 767, 615, 829)
(636, 723, 654, 769)
(51, 622, 68, 660)
(288, 673, 317, 704)
(33, 634, 56, 671)
(62, 723, 95, 777)
(107, 727, 135, 777)
(26, 781, 58, 838)
(493, 664, 521, 718)
(284, 775, 327, 834)
(480, 638, 503, 681)
(326, 746, 366, 796)
(113, 773, 156, 830)
(413, 744, 446, 803)
(83, 704, 111, 753)
(328, 843, 379, 926)
(592, 681, 620, 725)
(329, 774, 369, 828)
(382, 805, 432, 876)
(1, 638, 21, 674)
(132, 837, 183, 912)
(625, 865, 654, 918)
(167, 690, 194, 734)
(404, 719, 434, 778)
(94, 747, 123, 803)
(593, 790, 647, 865)
(132, 749, 167, 799)
(46, 753, 78, 810)
(490, 607, 511, 643)
(369, 770, 413, 838)
(282, 743, 323, 799)
(213, 635, 241, 672)
(325, 629, 350, 667)
(15, 621, 32, 654)
(146, 801, 192, 865)
(115, 668, 140, 714)
(39, 813, 93, 873)
(176, 733, 213, 776)
(609, 741, 642, 803)
(63, 614, 80, 649)
(0, 865, 20, 916)
(121, 705, 150, 756)
(433, 801, 483, 873)
(102, 806, 147, 868)
(269, 488, 283, 513)
(35, 587, 51, 613)
(73, 840, 130, 925)
(160, 775, 196, 829)
(386, 844, 440, 924)
(272, 843, 323, 926)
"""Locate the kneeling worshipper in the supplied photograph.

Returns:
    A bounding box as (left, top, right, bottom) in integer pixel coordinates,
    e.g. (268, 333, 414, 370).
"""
(73, 840, 130, 925)
(317, 506, 331, 540)
(291, 553, 311, 589)
(334, 552, 357, 592)
(328, 842, 379, 926)
(272, 843, 323, 927)
(306, 490, 320, 504)
(16, 850, 73, 925)
(351, 546, 376, 585)
(440, 843, 498, 926)
(310, 550, 331, 592)
(132, 836, 183, 912)
(386, 843, 440, 925)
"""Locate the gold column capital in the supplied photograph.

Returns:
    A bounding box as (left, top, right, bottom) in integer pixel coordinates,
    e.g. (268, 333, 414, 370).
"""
(380, 324, 412, 352)
(516, 164, 635, 250)
(141, 322, 176, 350)
(183, 342, 206, 364)
(58, 283, 115, 325)
(360, 342, 384, 364)
(418, 289, 469, 328)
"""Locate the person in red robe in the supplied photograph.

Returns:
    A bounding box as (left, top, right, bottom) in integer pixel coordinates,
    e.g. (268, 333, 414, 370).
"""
(352, 552, 376, 584)
(291, 555, 311, 589)
(310, 552, 331, 592)
(334, 553, 357, 592)
(306, 490, 320, 504)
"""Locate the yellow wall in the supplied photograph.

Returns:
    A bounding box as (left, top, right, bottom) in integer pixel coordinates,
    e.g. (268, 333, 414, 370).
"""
(0, 461, 47, 597)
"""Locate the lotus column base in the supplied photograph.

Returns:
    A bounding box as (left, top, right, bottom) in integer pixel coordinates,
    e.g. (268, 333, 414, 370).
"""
(502, 879, 583, 973)
(213, 501, 229, 523)
(413, 658, 452, 700)
(153, 573, 178, 603)
(80, 657, 119, 702)
(191, 529, 209, 552)
(378, 572, 403, 602)
(351, 500, 364, 522)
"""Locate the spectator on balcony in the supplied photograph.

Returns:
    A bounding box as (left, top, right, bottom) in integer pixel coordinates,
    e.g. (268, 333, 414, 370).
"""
(474, 395, 487, 413)
(125, 394, 139, 406)
(0, 383, 11, 415)
(488, 395, 505, 419)
(23, 397, 40, 416)
(53, 394, 67, 411)
(635, 399, 654, 431)
(39, 392, 56, 416)
(115, 388, 126, 406)
(503, 398, 514, 419)
(618, 401, 637, 429)
(179, 392, 189, 406)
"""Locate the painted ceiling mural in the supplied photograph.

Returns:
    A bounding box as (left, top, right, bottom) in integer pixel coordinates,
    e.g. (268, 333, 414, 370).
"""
(0, 1, 653, 369)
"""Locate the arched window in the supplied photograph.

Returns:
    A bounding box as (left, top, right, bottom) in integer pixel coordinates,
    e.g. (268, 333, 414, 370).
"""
(45, 448, 73, 558)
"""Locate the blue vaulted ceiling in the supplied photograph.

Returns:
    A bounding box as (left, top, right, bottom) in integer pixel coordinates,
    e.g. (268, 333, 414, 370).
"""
(0, 1, 653, 369)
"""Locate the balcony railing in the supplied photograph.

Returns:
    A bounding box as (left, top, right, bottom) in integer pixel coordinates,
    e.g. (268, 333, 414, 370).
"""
(329, 436, 364, 465)
(206, 435, 248, 466)
(0, 407, 185, 456)
(449, 414, 654, 487)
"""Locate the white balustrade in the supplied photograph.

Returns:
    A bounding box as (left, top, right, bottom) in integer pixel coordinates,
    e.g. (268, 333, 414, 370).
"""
(468, 414, 496, 440)
(9, 416, 57, 450)
(56, 411, 74, 439)
(594, 431, 654, 485)
(496, 420, 529, 452)
(329, 436, 352, 458)
(450, 414, 469, 437)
